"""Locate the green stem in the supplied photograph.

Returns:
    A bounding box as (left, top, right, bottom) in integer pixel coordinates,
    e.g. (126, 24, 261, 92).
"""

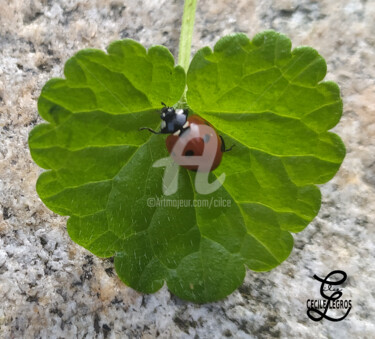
(178, 0, 198, 105)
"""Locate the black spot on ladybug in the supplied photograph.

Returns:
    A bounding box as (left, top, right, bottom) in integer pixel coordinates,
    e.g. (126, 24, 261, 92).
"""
(185, 150, 194, 156)
(203, 134, 210, 143)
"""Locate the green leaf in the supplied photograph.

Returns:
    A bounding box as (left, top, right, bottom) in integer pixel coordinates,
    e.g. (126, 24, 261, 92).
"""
(29, 31, 345, 303)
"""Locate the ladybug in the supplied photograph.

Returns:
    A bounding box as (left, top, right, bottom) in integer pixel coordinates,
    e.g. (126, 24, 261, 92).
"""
(140, 103, 233, 171)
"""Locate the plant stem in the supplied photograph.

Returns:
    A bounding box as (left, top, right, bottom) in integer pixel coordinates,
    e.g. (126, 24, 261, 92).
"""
(178, 0, 198, 71)
(178, 0, 198, 105)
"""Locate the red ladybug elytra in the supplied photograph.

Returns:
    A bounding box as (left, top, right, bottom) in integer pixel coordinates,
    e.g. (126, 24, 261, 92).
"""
(140, 103, 233, 171)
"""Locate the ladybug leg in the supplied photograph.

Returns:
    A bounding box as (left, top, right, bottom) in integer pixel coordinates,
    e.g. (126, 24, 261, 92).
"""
(139, 127, 161, 134)
(220, 135, 235, 152)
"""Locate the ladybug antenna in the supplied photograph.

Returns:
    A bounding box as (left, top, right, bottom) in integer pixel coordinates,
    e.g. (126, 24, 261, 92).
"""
(161, 102, 166, 107)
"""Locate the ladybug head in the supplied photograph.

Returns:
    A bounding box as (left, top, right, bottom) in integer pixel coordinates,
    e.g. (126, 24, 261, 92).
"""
(140, 102, 188, 135)
(160, 102, 177, 122)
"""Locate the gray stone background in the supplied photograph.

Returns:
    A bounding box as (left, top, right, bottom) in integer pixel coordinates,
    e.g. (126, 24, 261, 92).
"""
(0, 0, 374, 338)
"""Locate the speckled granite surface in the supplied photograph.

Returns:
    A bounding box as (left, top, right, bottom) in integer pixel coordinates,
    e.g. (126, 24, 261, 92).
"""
(0, 0, 374, 338)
